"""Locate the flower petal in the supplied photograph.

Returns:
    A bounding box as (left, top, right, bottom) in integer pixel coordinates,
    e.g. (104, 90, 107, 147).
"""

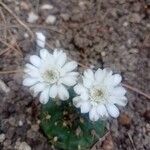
(60, 76, 77, 86)
(111, 86, 126, 96)
(84, 69, 94, 81)
(62, 61, 77, 73)
(108, 96, 127, 106)
(109, 74, 122, 87)
(95, 68, 103, 82)
(23, 78, 38, 86)
(56, 52, 67, 67)
(53, 49, 61, 58)
(30, 55, 41, 68)
(80, 92, 89, 101)
(106, 104, 119, 118)
(30, 82, 47, 97)
(83, 77, 93, 89)
(73, 96, 82, 108)
(74, 84, 87, 95)
(39, 87, 50, 104)
(49, 84, 57, 98)
(97, 104, 109, 119)
(36, 32, 46, 48)
(40, 49, 54, 65)
(58, 84, 69, 100)
(24, 64, 40, 78)
(80, 102, 91, 113)
(89, 107, 99, 121)
(104, 74, 122, 87)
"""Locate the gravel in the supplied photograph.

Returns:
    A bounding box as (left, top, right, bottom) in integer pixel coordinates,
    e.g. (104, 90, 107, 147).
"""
(0, 0, 149, 150)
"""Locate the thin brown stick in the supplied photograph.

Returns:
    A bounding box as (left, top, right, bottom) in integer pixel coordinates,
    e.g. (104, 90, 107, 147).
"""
(0, 69, 22, 74)
(0, 1, 34, 40)
(0, 48, 9, 56)
(0, 38, 22, 56)
(127, 133, 137, 150)
(0, 8, 7, 39)
(122, 83, 150, 100)
(0, 24, 64, 35)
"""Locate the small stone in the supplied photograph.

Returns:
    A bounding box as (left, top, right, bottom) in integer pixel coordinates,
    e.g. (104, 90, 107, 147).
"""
(40, 4, 53, 10)
(24, 33, 29, 39)
(101, 134, 114, 150)
(20, 2, 30, 10)
(31, 124, 39, 132)
(18, 142, 31, 150)
(18, 120, 23, 126)
(8, 117, 16, 126)
(27, 12, 39, 23)
(101, 51, 106, 57)
(0, 134, 5, 143)
(3, 139, 11, 147)
(123, 22, 129, 27)
(118, 114, 132, 126)
(0, 79, 10, 93)
(129, 48, 139, 53)
(45, 15, 56, 24)
(60, 13, 70, 21)
(129, 13, 142, 23)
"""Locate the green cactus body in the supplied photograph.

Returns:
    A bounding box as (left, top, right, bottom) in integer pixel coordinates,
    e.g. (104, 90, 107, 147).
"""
(40, 98, 106, 150)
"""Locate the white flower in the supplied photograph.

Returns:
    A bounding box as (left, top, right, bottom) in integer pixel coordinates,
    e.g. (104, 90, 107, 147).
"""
(23, 49, 78, 104)
(36, 32, 46, 48)
(73, 68, 127, 122)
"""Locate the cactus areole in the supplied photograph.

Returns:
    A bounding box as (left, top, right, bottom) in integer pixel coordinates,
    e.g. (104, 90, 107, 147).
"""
(40, 98, 106, 150)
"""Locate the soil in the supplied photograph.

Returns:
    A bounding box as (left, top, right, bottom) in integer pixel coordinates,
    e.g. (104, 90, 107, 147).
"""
(0, 0, 150, 150)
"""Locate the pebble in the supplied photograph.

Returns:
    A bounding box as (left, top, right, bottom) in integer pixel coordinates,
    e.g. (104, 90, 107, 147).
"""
(60, 13, 70, 21)
(27, 12, 39, 23)
(8, 117, 16, 126)
(18, 142, 31, 150)
(0, 134, 5, 143)
(129, 13, 142, 23)
(18, 120, 23, 127)
(0, 79, 10, 93)
(20, 2, 30, 10)
(123, 22, 129, 27)
(31, 124, 39, 132)
(45, 15, 56, 24)
(40, 4, 53, 10)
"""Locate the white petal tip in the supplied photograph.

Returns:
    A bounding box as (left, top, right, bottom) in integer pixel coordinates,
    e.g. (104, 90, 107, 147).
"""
(36, 32, 46, 48)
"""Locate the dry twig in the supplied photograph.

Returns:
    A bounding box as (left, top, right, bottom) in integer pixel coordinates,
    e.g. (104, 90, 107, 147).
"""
(0, 24, 64, 35)
(122, 83, 150, 100)
(0, 8, 7, 39)
(0, 69, 22, 74)
(0, 79, 10, 93)
(0, 38, 22, 56)
(127, 133, 136, 150)
(0, 1, 34, 40)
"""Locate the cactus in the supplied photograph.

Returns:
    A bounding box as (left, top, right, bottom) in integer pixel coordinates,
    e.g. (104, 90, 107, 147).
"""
(40, 92, 107, 150)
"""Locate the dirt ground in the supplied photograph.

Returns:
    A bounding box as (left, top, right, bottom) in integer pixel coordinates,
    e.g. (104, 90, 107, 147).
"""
(0, 0, 150, 150)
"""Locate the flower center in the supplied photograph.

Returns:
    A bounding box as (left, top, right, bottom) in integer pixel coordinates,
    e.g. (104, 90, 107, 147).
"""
(43, 69, 59, 84)
(90, 88, 105, 103)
